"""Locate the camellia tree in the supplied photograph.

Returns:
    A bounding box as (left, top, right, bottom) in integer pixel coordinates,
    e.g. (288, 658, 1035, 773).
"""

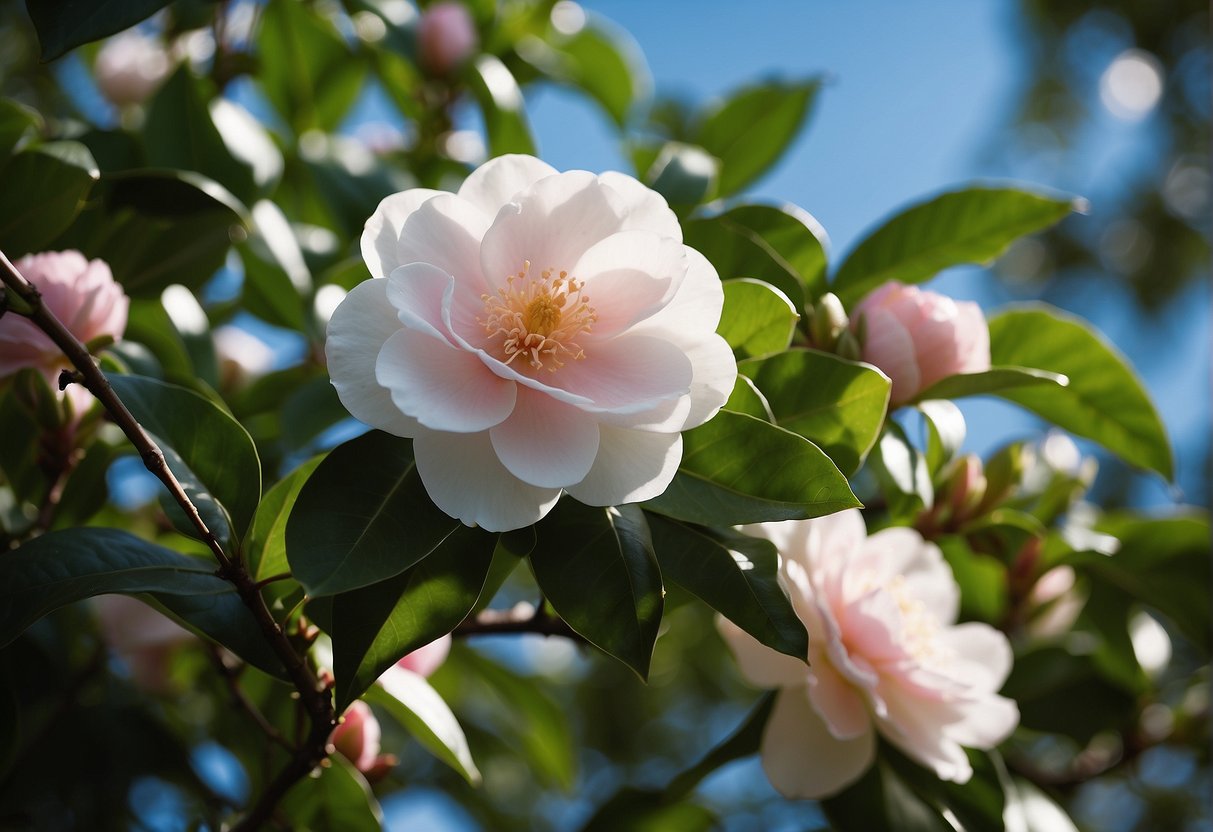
(0, 1, 1207, 830)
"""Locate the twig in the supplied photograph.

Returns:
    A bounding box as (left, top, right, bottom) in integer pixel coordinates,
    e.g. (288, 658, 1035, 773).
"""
(206, 645, 294, 753)
(454, 602, 584, 641)
(0, 251, 334, 829)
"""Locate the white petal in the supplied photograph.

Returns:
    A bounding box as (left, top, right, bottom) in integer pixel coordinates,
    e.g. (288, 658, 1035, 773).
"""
(479, 171, 625, 284)
(631, 246, 724, 339)
(572, 230, 687, 338)
(457, 154, 558, 216)
(412, 429, 562, 531)
(716, 616, 807, 689)
(386, 262, 457, 344)
(678, 333, 737, 429)
(566, 426, 682, 506)
(937, 622, 1014, 691)
(397, 193, 492, 294)
(325, 278, 420, 437)
(944, 694, 1019, 749)
(376, 665, 481, 784)
(490, 386, 600, 488)
(547, 333, 691, 414)
(361, 188, 446, 280)
(376, 328, 516, 433)
(761, 687, 876, 800)
(808, 658, 871, 740)
(598, 170, 682, 242)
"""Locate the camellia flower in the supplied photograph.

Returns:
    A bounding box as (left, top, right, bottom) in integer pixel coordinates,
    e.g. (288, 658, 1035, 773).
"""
(0, 250, 129, 417)
(851, 281, 989, 404)
(718, 510, 1018, 798)
(331, 700, 392, 778)
(418, 1, 478, 76)
(94, 30, 173, 108)
(397, 634, 451, 677)
(326, 154, 736, 531)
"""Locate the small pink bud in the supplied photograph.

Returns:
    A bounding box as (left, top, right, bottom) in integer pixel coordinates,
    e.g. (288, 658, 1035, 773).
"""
(396, 634, 452, 678)
(418, 2, 478, 76)
(851, 281, 990, 405)
(94, 30, 173, 108)
(331, 700, 382, 774)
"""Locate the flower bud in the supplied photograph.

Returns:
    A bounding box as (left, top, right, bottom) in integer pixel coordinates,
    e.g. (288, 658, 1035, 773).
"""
(418, 2, 478, 76)
(331, 700, 383, 774)
(808, 292, 848, 350)
(94, 30, 173, 108)
(851, 281, 989, 404)
(396, 634, 452, 678)
(946, 454, 987, 524)
(980, 442, 1025, 511)
(833, 328, 861, 362)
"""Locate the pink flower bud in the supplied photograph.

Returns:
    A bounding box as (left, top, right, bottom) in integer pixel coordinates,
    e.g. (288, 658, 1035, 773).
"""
(418, 2, 478, 76)
(1, 251, 129, 418)
(93, 595, 193, 693)
(331, 700, 383, 773)
(851, 281, 989, 405)
(396, 634, 451, 678)
(94, 30, 173, 108)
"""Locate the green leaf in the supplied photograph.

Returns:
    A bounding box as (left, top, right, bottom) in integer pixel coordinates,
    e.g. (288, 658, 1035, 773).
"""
(368, 668, 481, 784)
(696, 78, 821, 198)
(867, 421, 933, 522)
(0, 98, 42, 159)
(280, 755, 383, 832)
(531, 19, 648, 127)
(832, 187, 1077, 306)
(23, 0, 171, 60)
(286, 431, 462, 597)
(246, 456, 324, 583)
(822, 758, 955, 832)
(0, 142, 98, 256)
(257, 0, 367, 134)
(530, 501, 663, 679)
(143, 66, 256, 204)
(918, 399, 966, 475)
(912, 367, 1068, 404)
(53, 169, 246, 298)
(645, 410, 860, 525)
(472, 528, 533, 613)
(581, 790, 716, 832)
(718, 279, 799, 360)
(648, 516, 806, 659)
(0, 528, 283, 677)
(331, 526, 496, 709)
(108, 374, 261, 549)
(740, 349, 890, 475)
(989, 305, 1173, 479)
(1002, 642, 1136, 743)
(468, 55, 537, 157)
(683, 203, 828, 309)
(644, 143, 719, 209)
(663, 694, 775, 801)
(937, 537, 1007, 624)
(723, 375, 774, 422)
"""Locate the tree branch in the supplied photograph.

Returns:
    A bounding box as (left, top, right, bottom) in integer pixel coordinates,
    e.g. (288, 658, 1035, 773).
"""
(454, 602, 584, 641)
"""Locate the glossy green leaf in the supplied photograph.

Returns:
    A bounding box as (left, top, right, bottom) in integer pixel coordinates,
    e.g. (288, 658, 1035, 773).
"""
(24, 0, 171, 60)
(683, 203, 828, 309)
(472, 527, 534, 613)
(257, 0, 367, 133)
(246, 456, 324, 583)
(718, 279, 799, 360)
(286, 431, 462, 597)
(581, 789, 716, 832)
(645, 142, 719, 209)
(645, 410, 861, 525)
(532, 19, 648, 126)
(143, 66, 256, 204)
(0, 142, 98, 256)
(530, 501, 663, 679)
(468, 55, 537, 157)
(108, 374, 261, 548)
(696, 78, 821, 197)
(0, 528, 283, 677)
(1002, 642, 1136, 743)
(649, 516, 807, 659)
(331, 526, 496, 709)
(989, 305, 1173, 479)
(280, 756, 383, 831)
(0, 98, 41, 159)
(53, 170, 246, 298)
(369, 667, 481, 784)
(723, 375, 774, 422)
(867, 421, 933, 522)
(832, 187, 1076, 305)
(937, 537, 1007, 624)
(123, 298, 195, 382)
(918, 399, 966, 475)
(912, 366, 1067, 403)
(740, 349, 891, 475)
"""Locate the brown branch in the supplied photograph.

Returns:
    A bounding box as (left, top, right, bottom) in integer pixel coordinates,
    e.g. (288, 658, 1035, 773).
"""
(206, 645, 294, 753)
(0, 251, 334, 829)
(454, 602, 584, 641)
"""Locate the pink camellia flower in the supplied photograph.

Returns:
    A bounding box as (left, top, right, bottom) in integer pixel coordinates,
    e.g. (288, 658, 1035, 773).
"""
(94, 30, 172, 108)
(0, 250, 129, 417)
(851, 281, 989, 404)
(331, 700, 384, 773)
(326, 154, 736, 532)
(418, 1, 478, 76)
(93, 595, 193, 693)
(397, 634, 451, 677)
(718, 509, 1018, 798)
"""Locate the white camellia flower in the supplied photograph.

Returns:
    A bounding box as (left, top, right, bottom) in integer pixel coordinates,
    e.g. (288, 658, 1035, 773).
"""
(326, 154, 736, 532)
(718, 510, 1019, 799)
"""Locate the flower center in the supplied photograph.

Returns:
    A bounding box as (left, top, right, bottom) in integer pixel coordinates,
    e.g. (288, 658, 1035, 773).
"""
(851, 569, 948, 666)
(480, 260, 597, 371)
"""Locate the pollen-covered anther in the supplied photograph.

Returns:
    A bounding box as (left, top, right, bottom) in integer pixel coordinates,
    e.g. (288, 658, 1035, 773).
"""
(480, 260, 597, 371)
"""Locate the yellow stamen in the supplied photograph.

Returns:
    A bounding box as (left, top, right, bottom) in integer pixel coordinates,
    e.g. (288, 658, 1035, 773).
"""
(479, 260, 598, 371)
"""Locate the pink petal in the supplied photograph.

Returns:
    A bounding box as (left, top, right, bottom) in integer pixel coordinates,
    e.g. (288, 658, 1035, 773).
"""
(545, 333, 691, 414)
(412, 428, 562, 531)
(376, 328, 516, 433)
(598, 171, 682, 242)
(457, 154, 558, 217)
(571, 230, 687, 338)
(361, 188, 446, 280)
(325, 278, 421, 437)
(565, 425, 682, 506)
(858, 307, 920, 404)
(489, 385, 601, 488)
(386, 262, 457, 345)
(396, 193, 491, 294)
(397, 635, 452, 678)
(936, 622, 1013, 691)
(716, 616, 808, 688)
(808, 657, 871, 740)
(630, 246, 724, 340)
(760, 686, 876, 799)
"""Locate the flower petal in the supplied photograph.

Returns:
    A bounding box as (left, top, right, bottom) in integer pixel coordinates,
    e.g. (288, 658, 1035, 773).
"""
(631, 246, 724, 338)
(808, 657, 871, 740)
(716, 615, 808, 689)
(571, 230, 687, 338)
(397, 192, 492, 293)
(376, 328, 516, 433)
(677, 333, 737, 430)
(565, 426, 682, 506)
(937, 622, 1013, 691)
(412, 429, 562, 531)
(386, 262, 457, 344)
(457, 154, 558, 216)
(858, 307, 920, 403)
(761, 687, 876, 800)
(490, 386, 600, 488)
(547, 333, 692, 414)
(361, 188, 446, 280)
(598, 170, 682, 242)
(325, 277, 421, 437)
